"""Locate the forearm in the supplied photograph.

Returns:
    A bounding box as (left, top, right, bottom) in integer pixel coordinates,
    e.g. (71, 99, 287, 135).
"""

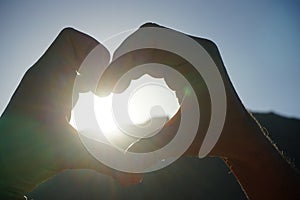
(223, 113, 300, 199)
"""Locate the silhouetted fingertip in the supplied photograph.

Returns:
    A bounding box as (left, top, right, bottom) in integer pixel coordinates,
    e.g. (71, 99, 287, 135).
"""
(140, 22, 161, 28)
(60, 27, 76, 34)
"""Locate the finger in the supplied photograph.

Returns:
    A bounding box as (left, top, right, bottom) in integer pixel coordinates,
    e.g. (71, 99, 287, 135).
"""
(96, 47, 192, 101)
(96, 23, 227, 98)
(38, 27, 100, 73)
(127, 108, 181, 153)
(95, 23, 212, 101)
(96, 22, 184, 97)
(96, 23, 225, 158)
(59, 124, 142, 186)
(3, 28, 108, 121)
(95, 23, 163, 97)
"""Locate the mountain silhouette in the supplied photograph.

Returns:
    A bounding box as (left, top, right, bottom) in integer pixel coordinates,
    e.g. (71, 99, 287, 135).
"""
(26, 112, 300, 200)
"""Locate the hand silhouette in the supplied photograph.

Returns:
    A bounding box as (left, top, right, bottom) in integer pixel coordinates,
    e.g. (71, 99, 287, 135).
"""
(96, 23, 300, 199)
(0, 28, 141, 200)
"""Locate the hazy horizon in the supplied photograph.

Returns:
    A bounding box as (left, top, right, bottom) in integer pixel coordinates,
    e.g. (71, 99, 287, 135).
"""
(1, 1, 299, 118)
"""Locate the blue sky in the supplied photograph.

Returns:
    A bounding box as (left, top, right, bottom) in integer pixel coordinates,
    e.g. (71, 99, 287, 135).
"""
(0, 0, 299, 118)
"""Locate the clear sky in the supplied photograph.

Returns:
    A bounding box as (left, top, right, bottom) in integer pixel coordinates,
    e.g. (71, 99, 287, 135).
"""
(1, 0, 299, 118)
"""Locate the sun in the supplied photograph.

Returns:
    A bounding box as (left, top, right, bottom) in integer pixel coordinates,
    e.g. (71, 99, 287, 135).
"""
(70, 74, 180, 143)
(93, 94, 118, 133)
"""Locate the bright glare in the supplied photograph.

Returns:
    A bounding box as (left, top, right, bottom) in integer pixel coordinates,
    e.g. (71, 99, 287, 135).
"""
(70, 74, 180, 141)
(127, 75, 180, 124)
(94, 94, 118, 133)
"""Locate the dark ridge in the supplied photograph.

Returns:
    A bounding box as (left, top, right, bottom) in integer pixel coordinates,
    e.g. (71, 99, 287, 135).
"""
(26, 112, 300, 200)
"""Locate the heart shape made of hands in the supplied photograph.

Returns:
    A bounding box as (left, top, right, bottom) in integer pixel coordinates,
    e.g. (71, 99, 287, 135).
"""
(72, 23, 227, 173)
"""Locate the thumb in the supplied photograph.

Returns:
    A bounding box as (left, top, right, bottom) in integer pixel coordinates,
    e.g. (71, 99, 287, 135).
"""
(59, 124, 142, 186)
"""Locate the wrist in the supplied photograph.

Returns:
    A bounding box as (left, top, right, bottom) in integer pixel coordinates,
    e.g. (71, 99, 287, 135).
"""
(207, 106, 270, 160)
(224, 111, 268, 160)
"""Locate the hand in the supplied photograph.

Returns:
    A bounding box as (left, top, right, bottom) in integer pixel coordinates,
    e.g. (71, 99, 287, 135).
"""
(96, 23, 300, 199)
(95, 22, 250, 158)
(0, 28, 141, 199)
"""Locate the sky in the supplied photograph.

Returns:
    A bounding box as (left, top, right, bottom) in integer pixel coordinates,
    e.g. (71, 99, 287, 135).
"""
(0, 0, 300, 118)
